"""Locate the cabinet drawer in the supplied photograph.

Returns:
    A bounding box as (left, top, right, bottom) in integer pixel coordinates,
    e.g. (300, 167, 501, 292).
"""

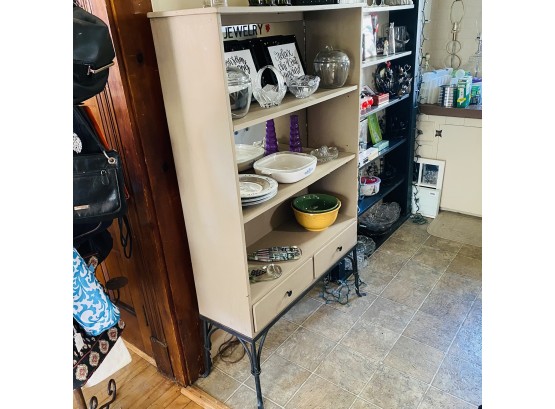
(252, 258, 313, 333)
(313, 222, 357, 278)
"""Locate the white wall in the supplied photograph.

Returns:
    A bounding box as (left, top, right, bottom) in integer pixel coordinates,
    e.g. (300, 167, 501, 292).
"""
(422, 0, 482, 74)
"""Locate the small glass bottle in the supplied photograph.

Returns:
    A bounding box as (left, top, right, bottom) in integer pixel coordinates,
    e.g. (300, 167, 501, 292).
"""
(289, 115, 302, 153)
(388, 22, 396, 55)
(265, 119, 279, 155)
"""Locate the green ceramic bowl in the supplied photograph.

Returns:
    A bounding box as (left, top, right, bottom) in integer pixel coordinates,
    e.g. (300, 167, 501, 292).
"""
(292, 194, 340, 214)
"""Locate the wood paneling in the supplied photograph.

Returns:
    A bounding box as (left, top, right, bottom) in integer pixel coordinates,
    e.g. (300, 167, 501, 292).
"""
(76, 0, 205, 385)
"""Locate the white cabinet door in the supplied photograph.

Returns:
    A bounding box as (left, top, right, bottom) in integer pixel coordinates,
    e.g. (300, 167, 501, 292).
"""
(416, 118, 439, 160)
(436, 124, 482, 216)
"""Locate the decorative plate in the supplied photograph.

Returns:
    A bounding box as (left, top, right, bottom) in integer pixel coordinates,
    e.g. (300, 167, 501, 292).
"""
(235, 144, 265, 172)
(239, 174, 278, 199)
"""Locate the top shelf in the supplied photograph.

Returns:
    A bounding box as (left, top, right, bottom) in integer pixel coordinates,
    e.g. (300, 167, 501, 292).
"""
(362, 4, 414, 13)
(149, 3, 364, 18)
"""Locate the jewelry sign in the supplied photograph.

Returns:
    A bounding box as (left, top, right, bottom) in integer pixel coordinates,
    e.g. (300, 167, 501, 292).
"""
(223, 24, 270, 40)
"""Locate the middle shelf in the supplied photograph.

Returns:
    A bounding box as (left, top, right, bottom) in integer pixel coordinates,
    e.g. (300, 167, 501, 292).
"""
(357, 173, 405, 216)
(242, 151, 355, 223)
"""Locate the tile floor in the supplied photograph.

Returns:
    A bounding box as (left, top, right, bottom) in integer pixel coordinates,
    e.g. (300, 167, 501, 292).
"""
(195, 217, 482, 409)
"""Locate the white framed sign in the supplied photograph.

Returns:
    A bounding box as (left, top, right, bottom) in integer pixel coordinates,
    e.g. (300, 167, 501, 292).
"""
(414, 157, 445, 190)
(224, 49, 258, 85)
(266, 42, 305, 80)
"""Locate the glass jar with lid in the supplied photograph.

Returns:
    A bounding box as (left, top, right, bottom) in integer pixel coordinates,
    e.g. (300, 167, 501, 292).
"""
(313, 46, 351, 88)
(226, 67, 252, 119)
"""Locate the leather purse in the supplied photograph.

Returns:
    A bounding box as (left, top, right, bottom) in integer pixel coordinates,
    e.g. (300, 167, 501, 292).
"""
(73, 107, 127, 225)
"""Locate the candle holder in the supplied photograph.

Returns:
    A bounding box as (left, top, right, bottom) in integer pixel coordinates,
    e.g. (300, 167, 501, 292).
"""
(289, 115, 302, 153)
(265, 119, 279, 155)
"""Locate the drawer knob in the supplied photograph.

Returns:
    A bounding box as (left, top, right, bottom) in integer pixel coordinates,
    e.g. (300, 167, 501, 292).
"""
(337, 246, 343, 252)
(286, 290, 292, 297)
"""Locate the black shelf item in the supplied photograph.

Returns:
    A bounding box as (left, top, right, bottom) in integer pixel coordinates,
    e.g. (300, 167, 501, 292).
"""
(359, 137, 406, 169)
(357, 174, 405, 217)
(360, 94, 410, 120)
(357, 213, 410, 249)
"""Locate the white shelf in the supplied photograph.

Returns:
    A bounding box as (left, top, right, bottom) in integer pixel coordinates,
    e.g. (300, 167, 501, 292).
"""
(362, 51, 412, 69)
(242, 151, 355, 223)
(362, 4, 414, 13)
(233, 86, 358, 131)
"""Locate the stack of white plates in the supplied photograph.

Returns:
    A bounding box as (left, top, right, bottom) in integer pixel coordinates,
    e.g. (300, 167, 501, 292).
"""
(239, 174, 278, 207)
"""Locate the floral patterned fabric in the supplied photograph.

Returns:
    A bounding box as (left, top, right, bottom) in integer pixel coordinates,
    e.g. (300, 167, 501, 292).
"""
(73, 318, 125, 390)
(73, 247, 120, 336)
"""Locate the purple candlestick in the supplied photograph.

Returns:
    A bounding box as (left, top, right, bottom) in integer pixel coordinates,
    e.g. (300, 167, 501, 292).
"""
(289, 115, 302, 152)
(265, 119, 279, 155)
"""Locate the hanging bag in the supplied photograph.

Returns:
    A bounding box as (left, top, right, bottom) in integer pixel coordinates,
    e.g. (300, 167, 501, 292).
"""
(73, 3, 115, 105)
(73, 106, 127, 225)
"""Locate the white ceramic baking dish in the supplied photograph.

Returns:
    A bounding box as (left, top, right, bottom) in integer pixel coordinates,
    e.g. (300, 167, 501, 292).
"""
(253, 152, 317, 183)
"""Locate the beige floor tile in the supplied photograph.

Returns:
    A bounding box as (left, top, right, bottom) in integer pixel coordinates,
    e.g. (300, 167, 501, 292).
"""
(358, 267, 395, 295)
(391, 222, 430, 244)
(419, 387, 476, 409)
(325, 291, 377, 319)
(433, 272, 481, 304)
(381, 276, 431, 309)
(349, 398, 382, 409)
(432, 355, 482, 406)
(360, 365, 428, 409)
(419, 290, 473, 323)
(245, 354, 311, 407)
(302, 304, 358, 342)
(285, 374, 356, 409)
(275, 327, 335, 371)
(383, 336, 445, 383)
(446, 254, 482, 280)
(306, 281, 327, 302)
(458, 244, 482, 260)
(366, 249, 408, 275)
(422, 235, 463, 253)
(283, 296, 322, 325)
(403, 311, 461, 351)
(260, 318, 299, 362)
(412, 247, 457, 272)
(448, 301, 482, 366)
(340, 320, 400, 362)
(396, 259, 443, 289)
(314, 346, 378, 395)
(225, 385, 282, 409)
(378, 237, 422, 259)
(213, 344, 252, 383)
(359, 296, 415, 333)
(194, 368, 242, 403)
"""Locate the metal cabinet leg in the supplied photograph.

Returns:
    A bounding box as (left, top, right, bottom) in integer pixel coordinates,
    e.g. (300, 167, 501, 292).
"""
(238, 332, 268, 409)
(201, 320, 218, 378)
(352, 246, 366, 297)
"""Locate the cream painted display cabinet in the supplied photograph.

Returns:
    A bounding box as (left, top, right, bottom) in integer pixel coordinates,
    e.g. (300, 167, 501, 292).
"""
(416, 115, 482, 216)
(148, 3, 366, 407)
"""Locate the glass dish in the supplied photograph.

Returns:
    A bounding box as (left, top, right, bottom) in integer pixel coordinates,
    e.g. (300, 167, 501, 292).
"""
(286, 75, 320, 98)
(359, 202, 401, 234)
(309, 146, 339, 163)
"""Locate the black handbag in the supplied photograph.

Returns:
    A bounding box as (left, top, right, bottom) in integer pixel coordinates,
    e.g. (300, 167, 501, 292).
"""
(73, 3, 115, 105)
(73, 107, 127, 225)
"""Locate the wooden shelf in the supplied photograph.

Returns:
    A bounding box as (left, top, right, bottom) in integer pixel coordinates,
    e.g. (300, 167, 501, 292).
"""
(248, 214, 355, 304)
(362, 51, 412, 69)
(360, 93, 410, 119)
(242, 151, 355, 223)
(357, 174, 405, 216)
(234, 86, 358, 131)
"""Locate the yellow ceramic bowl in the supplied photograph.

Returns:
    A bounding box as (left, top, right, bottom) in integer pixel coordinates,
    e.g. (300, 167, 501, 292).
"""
(292, 201, 341, 232)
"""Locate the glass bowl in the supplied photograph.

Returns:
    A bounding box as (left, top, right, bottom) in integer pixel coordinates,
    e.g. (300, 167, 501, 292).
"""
(359, 202, 401, 234)
(313, 46, 350, 88)
(310, 146, 339, 163)
(286, 75, 320, 98)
